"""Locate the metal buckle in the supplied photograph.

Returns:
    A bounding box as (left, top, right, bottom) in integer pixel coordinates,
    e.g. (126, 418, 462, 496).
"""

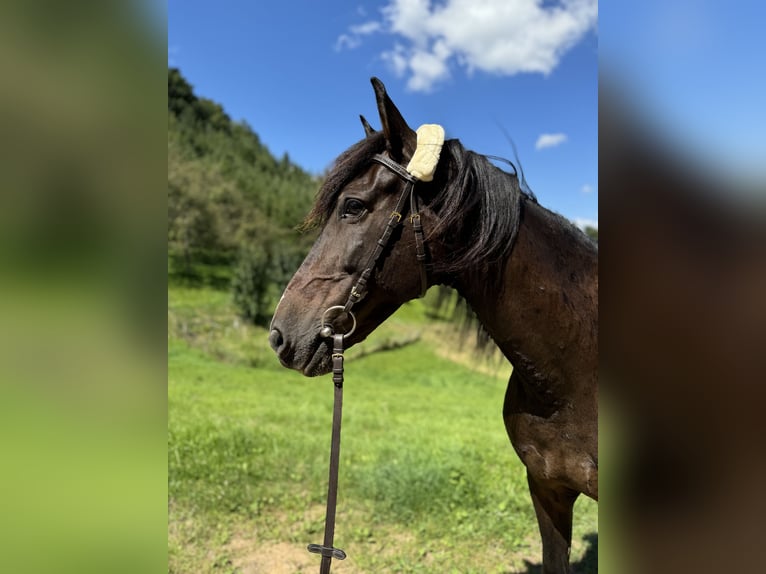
(307, 544, 347, 560)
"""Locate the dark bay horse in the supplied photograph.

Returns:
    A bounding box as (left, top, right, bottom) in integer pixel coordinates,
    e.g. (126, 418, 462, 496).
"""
(269, 78, 597, 574)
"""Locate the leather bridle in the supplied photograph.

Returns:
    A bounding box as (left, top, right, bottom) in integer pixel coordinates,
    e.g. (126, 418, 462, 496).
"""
(342, 152, 428, 317)
(307, 153, 430, 573)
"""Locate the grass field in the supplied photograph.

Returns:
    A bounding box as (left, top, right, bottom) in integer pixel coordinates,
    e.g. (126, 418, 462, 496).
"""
(168, 285, 598, 573)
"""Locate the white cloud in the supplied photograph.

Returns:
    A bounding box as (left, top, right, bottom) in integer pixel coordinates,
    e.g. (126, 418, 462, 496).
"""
(535, 133, 568, 150)
(338, 0, 598, 91)
(580, 183, 596, 194)
(353, 21, 383, 35)
(335, 20, 382, 51)
(406, 41, 452, 92)
(381, 44, 409, 76)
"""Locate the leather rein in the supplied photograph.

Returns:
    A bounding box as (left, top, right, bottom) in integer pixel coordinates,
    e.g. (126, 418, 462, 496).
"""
(307, 153, 429, 573)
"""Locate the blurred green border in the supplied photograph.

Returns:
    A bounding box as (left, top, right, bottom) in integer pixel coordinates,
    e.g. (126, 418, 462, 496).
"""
(0, 2, 168, 573)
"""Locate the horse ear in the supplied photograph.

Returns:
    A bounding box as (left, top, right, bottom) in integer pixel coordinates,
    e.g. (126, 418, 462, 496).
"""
(359, 115, 376, 137)
(371, 77, 416, 161)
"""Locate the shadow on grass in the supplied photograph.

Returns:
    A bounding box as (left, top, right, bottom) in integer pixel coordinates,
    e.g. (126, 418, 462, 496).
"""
(516, 532, 598, 574)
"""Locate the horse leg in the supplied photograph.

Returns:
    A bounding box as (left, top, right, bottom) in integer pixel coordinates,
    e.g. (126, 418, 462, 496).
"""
(503, 371, 582, 573)
(527, 472, 579, 574)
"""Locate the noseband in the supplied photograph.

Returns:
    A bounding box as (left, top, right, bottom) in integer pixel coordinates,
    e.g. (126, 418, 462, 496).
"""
(308, 153, 431, 573)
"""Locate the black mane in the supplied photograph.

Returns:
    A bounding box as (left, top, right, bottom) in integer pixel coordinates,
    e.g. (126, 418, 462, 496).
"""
(428, 140, 536, 283)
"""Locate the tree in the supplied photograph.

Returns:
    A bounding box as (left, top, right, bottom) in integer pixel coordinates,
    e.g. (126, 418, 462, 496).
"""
(230, 234, 312, 327)
(167, 180, 218, 272)
(168, 67, 317, 317)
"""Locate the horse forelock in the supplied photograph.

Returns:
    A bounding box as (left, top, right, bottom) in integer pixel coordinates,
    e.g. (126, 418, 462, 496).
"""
(301, 132, 387, 231)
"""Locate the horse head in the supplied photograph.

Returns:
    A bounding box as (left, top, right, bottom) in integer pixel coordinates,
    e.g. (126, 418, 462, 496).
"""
(269, 78, 444, 376)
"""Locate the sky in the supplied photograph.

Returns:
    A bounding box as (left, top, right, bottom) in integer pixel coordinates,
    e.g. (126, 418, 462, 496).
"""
(167, 0, 599, 228)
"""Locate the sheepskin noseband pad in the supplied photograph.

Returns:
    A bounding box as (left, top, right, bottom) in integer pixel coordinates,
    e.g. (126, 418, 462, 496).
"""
(406, 124, 444, 182)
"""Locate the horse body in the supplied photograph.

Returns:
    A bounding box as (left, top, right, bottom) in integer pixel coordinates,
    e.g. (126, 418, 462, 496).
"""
(461, 198, 598, 572)
(269, 78, 597, 574)
(462, 198, 598, 489)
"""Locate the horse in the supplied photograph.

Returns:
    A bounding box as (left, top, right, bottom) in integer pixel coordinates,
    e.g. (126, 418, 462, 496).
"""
(269, 77, 598, 574)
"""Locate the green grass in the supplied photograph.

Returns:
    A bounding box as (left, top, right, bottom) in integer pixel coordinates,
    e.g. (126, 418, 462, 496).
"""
(168, 286, 598, 573)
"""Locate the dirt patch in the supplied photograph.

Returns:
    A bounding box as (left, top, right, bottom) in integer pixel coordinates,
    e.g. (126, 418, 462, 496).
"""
(225, 512, 418, 574)
(228, 538, 362, 574)
(226, 504, 361, 574)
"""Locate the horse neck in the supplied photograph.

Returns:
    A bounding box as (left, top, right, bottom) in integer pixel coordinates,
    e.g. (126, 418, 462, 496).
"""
(452, 200, 598, 381)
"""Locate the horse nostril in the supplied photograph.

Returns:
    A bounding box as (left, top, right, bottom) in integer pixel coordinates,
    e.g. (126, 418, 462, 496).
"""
(268, 328, 284, 352)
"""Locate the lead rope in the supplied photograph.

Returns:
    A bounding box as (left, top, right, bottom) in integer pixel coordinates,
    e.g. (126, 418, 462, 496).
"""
(307, 333, 348, 573)
(307, 154, 428, 573)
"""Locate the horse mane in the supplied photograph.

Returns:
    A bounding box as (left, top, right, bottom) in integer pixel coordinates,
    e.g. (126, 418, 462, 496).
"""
(427, 139, 537, 287)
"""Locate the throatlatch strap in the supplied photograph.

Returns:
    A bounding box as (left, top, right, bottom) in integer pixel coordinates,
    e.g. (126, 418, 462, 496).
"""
(308, 334, 347, 573)
(409, 188, 428, 297)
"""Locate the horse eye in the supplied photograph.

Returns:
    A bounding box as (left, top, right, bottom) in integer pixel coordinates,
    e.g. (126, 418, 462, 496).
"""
(341, 198, 366, 218)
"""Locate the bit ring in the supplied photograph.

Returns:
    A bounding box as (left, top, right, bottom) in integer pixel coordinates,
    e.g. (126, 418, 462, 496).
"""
(320, 305, 357, 338)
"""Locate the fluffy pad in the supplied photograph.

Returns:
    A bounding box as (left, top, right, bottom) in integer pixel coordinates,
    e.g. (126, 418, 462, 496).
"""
(406, 124, 445, 182)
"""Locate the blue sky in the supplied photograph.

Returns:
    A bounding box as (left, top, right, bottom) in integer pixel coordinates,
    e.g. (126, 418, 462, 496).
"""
(168, 1, 599, 228)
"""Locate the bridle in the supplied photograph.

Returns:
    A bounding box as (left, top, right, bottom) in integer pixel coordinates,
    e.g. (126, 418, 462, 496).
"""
(336, 152, 428, 322)
(306, 152, 430, 573)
